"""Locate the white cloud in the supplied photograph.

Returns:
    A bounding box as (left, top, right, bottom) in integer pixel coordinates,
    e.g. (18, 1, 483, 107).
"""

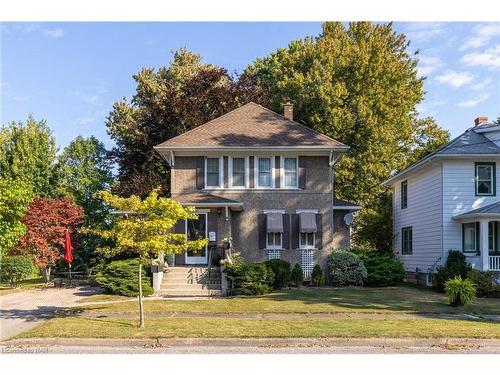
(405, 22, 444, 43)
(42, 28, 64, 39)
(460, 23, 500, 50)
(435, 70, 474, 88)
(456, 93, 490, 108)
(470, 78, 493, 91)
(417, 56, 444, 76)
(462, 45, 500, 71)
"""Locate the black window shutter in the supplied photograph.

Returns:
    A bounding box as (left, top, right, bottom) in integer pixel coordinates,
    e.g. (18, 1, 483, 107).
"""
(223, 156, 229, 188)
(298, 157, 306, 189)
(476, 222, 480, 253)
(291, 214, 299, 250)
(196, 157, 205, 189)
(315, 213, 323, 249)
(275, 156, 281, 188)
(282, 214, 290, 249)
(258, 214, 267, 250)
(249, 156, 255, 188)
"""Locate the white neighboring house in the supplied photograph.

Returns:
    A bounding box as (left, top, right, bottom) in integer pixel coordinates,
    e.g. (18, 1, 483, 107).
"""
(385, 116, 500, 285)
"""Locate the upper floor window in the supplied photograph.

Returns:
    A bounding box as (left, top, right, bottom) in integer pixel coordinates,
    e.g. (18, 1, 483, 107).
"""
(401, 226, 412, 255)
(205, 157, 221, 188)
(283, 157, 298, 188)
(230, 157, 247, 188)
(401, 180, 408, 209)
(475, 162, 496, 196)
(257, 157, 273, 188)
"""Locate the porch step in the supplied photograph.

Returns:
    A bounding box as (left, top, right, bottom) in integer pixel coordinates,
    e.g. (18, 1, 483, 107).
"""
(160, 266, 222, 297)
(160, 289, 222, 297)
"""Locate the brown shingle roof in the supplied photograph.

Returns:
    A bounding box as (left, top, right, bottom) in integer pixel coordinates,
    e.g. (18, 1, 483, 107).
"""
(155, 102, 346, 149)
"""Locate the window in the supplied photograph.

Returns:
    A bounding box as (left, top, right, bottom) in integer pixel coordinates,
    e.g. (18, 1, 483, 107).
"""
(301, 249, 314, 279)
(205, 157, 221, 188)
(257, 157, 273, 187)
(267, 249, 281, 260)
(266, 232, 282, 249)
(401, 180, 408, 209)
(230, 157, 246, 187)
(401, 227, 413, 255)
(475, 162, 495, 196)
(300, 232, 315, 249)
(283, 157, 298, 188)
(463, 222, 479, 254)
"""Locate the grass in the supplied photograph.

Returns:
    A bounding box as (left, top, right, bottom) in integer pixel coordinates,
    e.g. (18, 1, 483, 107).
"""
(0, 277, 48, 296)
(15, 316, 500, 339)
(77, 286, 500, 315)
(76, 294, 130, 303)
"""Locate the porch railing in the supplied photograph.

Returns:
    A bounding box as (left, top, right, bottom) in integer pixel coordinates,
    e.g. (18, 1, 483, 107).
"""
(489, 256, 500, 271)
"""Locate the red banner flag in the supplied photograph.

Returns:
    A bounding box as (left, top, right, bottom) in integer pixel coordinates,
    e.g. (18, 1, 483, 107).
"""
(64, 229, 73, 264)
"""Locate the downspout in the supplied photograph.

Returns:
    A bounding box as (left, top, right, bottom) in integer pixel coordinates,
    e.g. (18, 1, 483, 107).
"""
(329, 151, 343, 248)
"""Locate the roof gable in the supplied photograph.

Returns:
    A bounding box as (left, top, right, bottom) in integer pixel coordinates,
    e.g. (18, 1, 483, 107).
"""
(155, 102, 346, 149)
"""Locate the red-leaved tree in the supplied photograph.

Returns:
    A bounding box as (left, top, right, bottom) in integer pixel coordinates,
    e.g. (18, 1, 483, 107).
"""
(12, 197, 83, 281)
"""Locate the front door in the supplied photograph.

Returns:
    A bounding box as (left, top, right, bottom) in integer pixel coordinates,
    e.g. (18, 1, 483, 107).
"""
(185, 213, 208, 264)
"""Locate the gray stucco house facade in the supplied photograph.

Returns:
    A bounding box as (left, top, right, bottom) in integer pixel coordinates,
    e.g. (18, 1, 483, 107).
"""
(154, 102, 359, 278)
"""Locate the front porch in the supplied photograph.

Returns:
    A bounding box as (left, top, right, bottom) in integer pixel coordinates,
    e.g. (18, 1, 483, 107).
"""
(453, 201, 500, 272)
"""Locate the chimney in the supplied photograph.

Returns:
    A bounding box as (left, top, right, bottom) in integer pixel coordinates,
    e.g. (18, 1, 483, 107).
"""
(474, 116, 488, 126)
(283, 102, 293, 120)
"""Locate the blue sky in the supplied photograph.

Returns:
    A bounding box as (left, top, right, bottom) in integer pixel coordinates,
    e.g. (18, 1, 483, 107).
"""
(1, 22, 499, 150)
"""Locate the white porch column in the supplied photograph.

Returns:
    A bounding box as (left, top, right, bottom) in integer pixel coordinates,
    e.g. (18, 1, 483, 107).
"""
(479, 219, 489, 271)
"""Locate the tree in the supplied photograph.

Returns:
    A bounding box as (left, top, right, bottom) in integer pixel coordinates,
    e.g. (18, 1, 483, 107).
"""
(88, 190, 207, 328)
(494, 116, 500, 125)
(0, 179, 33, 257)
(12, 197, 83, 281)
(0, 115, 58, 196)
(248, 22, 449, 250)
(106, 48, 269, 197)
(55, 136, 113, 270)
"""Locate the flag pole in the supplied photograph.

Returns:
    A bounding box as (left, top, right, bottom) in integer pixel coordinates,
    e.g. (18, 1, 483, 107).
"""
(69, 262, 72, 287)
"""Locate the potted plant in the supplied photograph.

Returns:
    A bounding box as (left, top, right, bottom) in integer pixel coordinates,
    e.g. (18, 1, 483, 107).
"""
(222, 237, 232, 250)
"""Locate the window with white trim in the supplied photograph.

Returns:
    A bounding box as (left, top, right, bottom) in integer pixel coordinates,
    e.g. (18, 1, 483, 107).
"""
(301, 249, 314, 278)
(300, 232, 315, 249)
(267, 249, 281, 260)
(230, 157, 246, 188)
(266, 232, 282, 249)
(205, 157, 221, 188)
(257, 157, 273, 187)
(475, 162, 495, 196)
(283, 157, 298, 188)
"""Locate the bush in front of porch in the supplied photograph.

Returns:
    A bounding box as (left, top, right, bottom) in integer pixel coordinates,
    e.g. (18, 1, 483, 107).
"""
(435, 250, 471, 292)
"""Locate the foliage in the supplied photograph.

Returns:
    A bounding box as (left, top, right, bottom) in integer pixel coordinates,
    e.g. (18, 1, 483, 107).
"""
(0, 115, 58, 197)
(264, 259, 291, 289)
(444, 276, 477, 306)
(328, 250, 367, 286)
(350, 247, 404, 286)
(290, 263, 304, 287)
(12, 197, 83, 281)
(55, 136, 113, 271)
(435, 250, 471, 292)
(95, 258, 153, 297)
(0, 179, 33, 256)
(249, 22, 450, 250)
(106, 49, 270, 197)
(467, 270, 500, 298)
(311, 264, 324, 286)
(0, 255, 34, 287)
(225, 262, 274, 295)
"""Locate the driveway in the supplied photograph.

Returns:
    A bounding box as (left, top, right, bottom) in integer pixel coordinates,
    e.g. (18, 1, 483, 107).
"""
(0, 286, 101, 341)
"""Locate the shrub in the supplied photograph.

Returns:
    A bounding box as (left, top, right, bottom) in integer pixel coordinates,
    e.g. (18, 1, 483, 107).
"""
(435, 250, 471, 292)
(467, 269, 500, 298)
(291, 263, 304, 287)
(225, 262, 274, 295)
(311, 264, 324, 286)
(0, 256, 33, 287)
(350, 247, 404, 286)
(328, 250, 367, 286)
(95, 258, 153, 297)
(264, 259, 291, 289)
(444, 276, 477, 306)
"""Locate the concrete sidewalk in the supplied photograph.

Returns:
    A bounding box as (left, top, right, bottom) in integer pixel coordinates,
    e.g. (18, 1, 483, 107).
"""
(3, 337, 500, 354)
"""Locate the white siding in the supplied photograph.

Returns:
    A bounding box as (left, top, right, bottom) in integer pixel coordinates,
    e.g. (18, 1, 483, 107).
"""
(442, 158, 500, 268)
(393, 164, 442, 272)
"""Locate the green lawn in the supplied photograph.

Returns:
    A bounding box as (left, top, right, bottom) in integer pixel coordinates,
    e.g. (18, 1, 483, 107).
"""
(16, 316, 500, 339)
(0, 277, 48, 296)
(77, 286, 500, 315)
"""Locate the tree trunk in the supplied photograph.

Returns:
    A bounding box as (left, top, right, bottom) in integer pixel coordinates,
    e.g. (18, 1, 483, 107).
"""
(41, 267, 51, 283)
(138, 260, 145, 328)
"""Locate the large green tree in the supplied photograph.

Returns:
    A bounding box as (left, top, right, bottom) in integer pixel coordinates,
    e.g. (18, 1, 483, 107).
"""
(249, 22, 450, 250)
(0, 115, 58, 197)
(106, 48, 269, 197)
(55, 136, 114, 270)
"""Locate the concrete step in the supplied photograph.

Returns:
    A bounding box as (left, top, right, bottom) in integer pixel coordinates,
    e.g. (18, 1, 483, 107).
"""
(160, 289, 222, 297)
(161, 285, 220, 291)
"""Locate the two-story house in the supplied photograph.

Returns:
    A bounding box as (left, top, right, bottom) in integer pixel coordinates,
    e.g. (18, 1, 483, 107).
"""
(385, 116, 500, 285)
(154, 102, 359, 281)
